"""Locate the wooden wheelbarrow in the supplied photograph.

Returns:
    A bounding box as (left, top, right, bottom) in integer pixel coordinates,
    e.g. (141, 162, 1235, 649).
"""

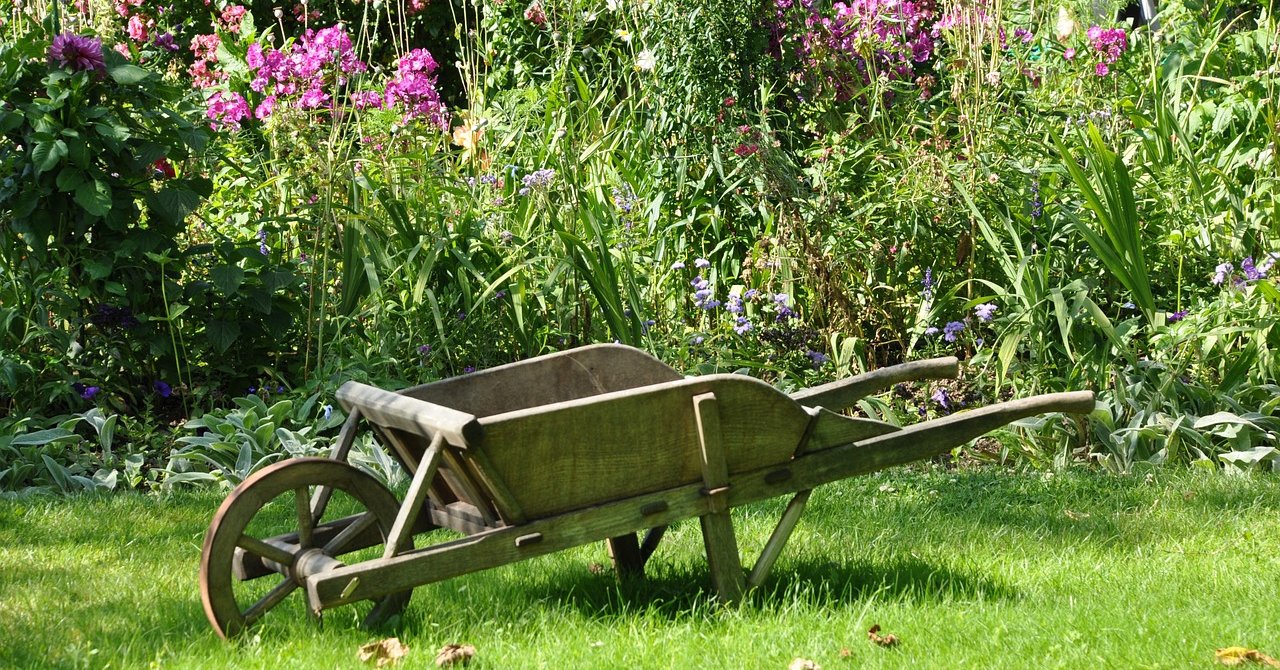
(199, 344, 1093, 638)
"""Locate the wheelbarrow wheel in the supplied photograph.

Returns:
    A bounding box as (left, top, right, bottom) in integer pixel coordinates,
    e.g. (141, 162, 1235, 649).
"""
(199, 457, 412, 639)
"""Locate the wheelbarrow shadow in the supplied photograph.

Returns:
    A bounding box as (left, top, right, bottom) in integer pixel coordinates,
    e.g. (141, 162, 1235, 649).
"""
(503, 553, 1017, 620)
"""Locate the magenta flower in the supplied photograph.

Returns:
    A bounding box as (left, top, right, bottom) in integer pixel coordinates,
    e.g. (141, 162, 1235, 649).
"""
(48, 33, 106, 73)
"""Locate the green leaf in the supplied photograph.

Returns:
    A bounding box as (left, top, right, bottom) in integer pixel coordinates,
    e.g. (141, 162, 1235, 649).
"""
(145, 186, 202, 224)
(74, 179, 112, 217)
(32, 139, 68, 173)
(206, 320, 241, 354)
(84, 257, 113, 281)
(11, 428, 78, 446)
(55, 167, 86, 192)
(107, 62, 151, 84)
(210, 265, 246, 296)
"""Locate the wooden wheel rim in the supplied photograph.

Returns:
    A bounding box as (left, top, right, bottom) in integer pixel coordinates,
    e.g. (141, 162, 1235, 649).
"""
(199, 457, 408, 639)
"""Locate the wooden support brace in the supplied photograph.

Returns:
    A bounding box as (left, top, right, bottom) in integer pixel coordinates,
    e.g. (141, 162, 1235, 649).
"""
(606, 534, 644, 577)
(747, 489, 811, 589)
(693, 392, 747, 603)
(384, 433, 445, 559)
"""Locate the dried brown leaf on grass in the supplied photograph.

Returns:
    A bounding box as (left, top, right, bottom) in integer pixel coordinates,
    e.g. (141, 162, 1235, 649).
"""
(788, 658, 821, 670)
(838, 647, 852, 658)
(868, 624, 899, 648)
(436, 643, 477, 667)
(358, 638, 409, 667)
(1216, 647, 1280, 667)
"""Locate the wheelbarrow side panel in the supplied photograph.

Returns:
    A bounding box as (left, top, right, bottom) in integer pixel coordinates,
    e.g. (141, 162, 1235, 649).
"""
(397, 344, 683, 418)
(474, 375, 812, 519)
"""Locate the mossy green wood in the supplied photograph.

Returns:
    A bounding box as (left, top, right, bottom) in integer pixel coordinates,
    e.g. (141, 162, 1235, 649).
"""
(203, 344, 1095, 638)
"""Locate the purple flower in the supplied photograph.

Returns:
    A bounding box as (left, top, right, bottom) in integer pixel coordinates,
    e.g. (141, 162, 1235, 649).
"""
(153, 32, 179, 52)
(726, 294, 745, 314)
(1167, 310, 1188, 323)
(943, 321, 965, 342)
(922, 268, 933, 299)
(931, 387, 951, 411)
(670, 261, 686, 270)
(734, 316, 753, 335)
(463, 366, 476, 373)
(691, 335, 705, 345)
(974, 303, 998, 322)
(924, 326, 940, 336)
(773, 293, 789, 305)
(73, 383, 100, 399)
(49, 34, 106, 73)
(322, 404, 333, 420)
(807, 350, 829, 367)
(257, 228, 269, 255)
(695, 258, 711, 269)
(1258, 253, 1279, 277)
(1212, 261, 1234, 285)
(1241, 257, 1263, 281)
(153, 380, 172, 398)
(1063, 47, 1077, 61)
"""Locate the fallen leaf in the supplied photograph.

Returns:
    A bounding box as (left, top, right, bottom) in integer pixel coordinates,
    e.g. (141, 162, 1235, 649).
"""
(839, 647, 852, 658)
(436, 643, 476, 667)
(1064, 509, 1090, 520)
(788, 658, 821, 670)
(1216, 647, 1280, 667)
(358, 638, 409, 667)
(868, 624, 899, 648)
(588, 562, 606, 575)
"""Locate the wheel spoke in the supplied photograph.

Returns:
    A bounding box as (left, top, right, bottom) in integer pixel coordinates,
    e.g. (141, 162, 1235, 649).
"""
(310, 484, 335, 526)
(322, 512, 378, 556)
(242, 578, 297, 624)
(295, 487, 314, 549)
(236, 534, 296, 566)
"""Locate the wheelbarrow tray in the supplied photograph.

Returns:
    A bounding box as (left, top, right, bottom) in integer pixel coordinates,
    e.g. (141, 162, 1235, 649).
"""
(200, 344, 1093, 637)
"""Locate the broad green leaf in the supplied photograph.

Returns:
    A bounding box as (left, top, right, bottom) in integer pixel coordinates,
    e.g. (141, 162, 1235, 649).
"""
(145, 186, 202, 224)
(74, 179, 112, 217)
(210, 265, 246, 296)
(107, 62, 151, 84)
(32, 139, 68, 173)
(206, 320, 241, 353)
(11, 428, 78, 446)
(55, 166, 86, 192)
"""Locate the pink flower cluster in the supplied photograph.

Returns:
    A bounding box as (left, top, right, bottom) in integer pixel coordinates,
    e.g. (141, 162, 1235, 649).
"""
(245, 25, 368, 114)
(201, 24, 447, 131)
(776, 0, 938, 103)
(189, 33, 223, 88)
(1086, 25, 1127, 76)
(384, 49, 449, 127)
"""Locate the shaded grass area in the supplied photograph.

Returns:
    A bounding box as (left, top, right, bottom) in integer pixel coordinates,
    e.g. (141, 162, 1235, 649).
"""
(2, 467, 1278, 668)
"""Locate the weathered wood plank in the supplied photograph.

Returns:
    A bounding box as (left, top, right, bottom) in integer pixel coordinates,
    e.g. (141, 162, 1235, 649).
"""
(477, 375, 810, 519)
(337, 381, 482, 447)
(789, 357, 959, 410)
(384, 434, 443, 558)
(606, 534, 644, 577)
(306, 390, 1094, 610)
(693, 392, 746, 602)
(747, 489, 811, 588)
(397, 344, 684, 417)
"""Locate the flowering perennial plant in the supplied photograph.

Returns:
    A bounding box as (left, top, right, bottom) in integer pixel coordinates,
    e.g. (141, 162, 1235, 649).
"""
(48, 33, 105, 73)
(1086, 25, 1127, 77)
(773, 0, 938, 105)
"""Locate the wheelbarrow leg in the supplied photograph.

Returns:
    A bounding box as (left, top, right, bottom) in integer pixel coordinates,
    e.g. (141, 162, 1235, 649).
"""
(747, 489, 811, 589)
(606, 534, 644, 576)
(693, 393, 747, 603)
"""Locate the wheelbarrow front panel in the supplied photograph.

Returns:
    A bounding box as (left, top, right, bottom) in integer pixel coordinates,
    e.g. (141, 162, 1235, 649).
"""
(474, 374, 813, 519)
(398, 344, 683, 418)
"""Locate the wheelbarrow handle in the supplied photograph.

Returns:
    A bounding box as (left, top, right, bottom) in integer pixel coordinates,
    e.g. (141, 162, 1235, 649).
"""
(789, 356, 959, 411)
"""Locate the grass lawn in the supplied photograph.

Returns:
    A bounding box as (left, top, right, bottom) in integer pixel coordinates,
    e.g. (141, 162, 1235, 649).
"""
(2, 466, 1277, 669)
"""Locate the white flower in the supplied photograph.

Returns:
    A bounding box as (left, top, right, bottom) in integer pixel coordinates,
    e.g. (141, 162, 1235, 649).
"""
(636, 48, 655, 71)
(1055, 7, 1075, 41)
(606, 0, 621, 10)
(615, 29, 632, 43)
